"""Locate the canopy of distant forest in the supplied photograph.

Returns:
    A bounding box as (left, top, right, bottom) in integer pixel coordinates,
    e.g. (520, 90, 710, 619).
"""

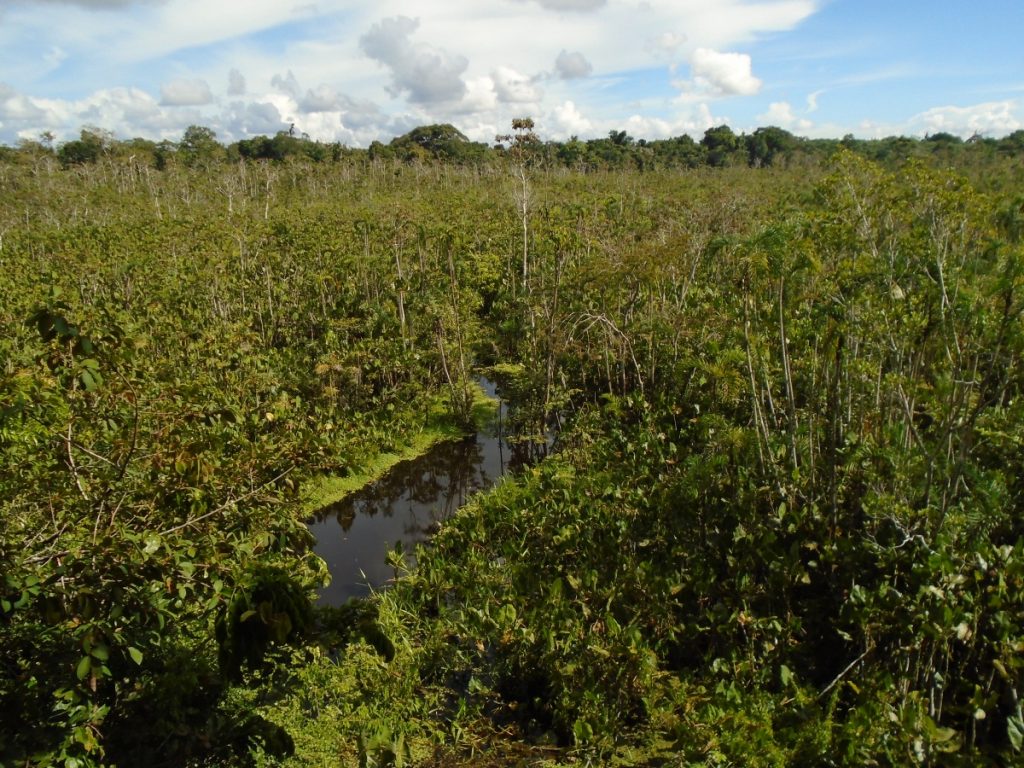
(7, 121, 1024, 172)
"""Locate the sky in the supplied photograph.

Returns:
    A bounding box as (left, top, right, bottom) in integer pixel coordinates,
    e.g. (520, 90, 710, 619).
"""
(0, 0, 1021, 147)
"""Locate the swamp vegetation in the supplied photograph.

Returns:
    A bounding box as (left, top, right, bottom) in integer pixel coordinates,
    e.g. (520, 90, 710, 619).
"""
(1, 129, 1024, 766)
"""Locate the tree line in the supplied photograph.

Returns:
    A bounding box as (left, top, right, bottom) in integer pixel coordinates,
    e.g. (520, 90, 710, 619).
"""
(7, 121, 1024, 174)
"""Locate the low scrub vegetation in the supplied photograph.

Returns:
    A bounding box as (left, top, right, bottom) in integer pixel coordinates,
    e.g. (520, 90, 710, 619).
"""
(1, 128, 1023, 765)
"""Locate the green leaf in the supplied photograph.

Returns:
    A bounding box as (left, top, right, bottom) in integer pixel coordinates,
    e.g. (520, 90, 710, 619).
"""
(90, 643, 109, 661)
(780, 664, 794, 687)
(128, 646, 143, 665)
(76, 655, 91, 680)
(930, 726, 960, 753)
(1008, 705, 1024, 751)
(573, 718, 594, 745)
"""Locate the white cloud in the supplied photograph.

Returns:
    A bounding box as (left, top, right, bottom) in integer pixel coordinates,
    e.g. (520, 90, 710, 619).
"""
(688, 102, 721, 133)
(0, 85, 47, 122)
(623, 103, 722, 139)
(271, 70, 302, 99)
(542, 99, 724, 143)
(912, 100, 1021, 138)
(300, 84, 342, 113)
(0, 0, 823, 145)
(360, 16, 468, 104)
(2, 86, 183, 142)
(227, 69, 246, 96)
(622, 114, 674, 139)
(159, 78, 213, 106)
(492, 66, 541, 103)
(757, 101, 812, 131)
(296, 85, 384, 131)
(456, 76, 499, 114)
(20, 0, 160, 7)
(649, 31, 686, 54)
(131, 2, 320, 63)
(20, 4, 984, 150)
(686, 47, 761, 97)
(549, 99, 593, 137)
(554, 50, 592, 79)
(521, 0, 606, 11)
(339, 98, 386, 130)
(227, 100, 288, 136)
(0, 0, 834, 146)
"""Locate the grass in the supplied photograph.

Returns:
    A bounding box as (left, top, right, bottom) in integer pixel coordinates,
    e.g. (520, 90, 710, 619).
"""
(301, 379, 500, 513)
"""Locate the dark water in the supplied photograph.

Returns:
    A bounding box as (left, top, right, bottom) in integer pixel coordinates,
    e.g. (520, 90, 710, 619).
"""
(308, 379, 536, 605)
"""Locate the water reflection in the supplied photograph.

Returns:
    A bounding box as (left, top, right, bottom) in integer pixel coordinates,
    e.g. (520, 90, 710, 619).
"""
(308, 379, 541, 605)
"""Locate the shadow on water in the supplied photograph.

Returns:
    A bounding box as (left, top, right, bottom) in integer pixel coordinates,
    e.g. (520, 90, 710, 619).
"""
(307, 378, 545, 605)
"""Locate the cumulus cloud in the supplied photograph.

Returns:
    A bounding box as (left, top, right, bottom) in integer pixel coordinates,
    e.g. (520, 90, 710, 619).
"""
(456, 76, 498, 114)
(227, 68, 246, 97)
(359, 16, 468, 104)
(226, 100, 287, 136)
(0, 0, 829, 146)
(0, 85, 181, 142)
(549, 100, 593, 137)
(339, 98, 386, 131)
(159, 78, 213, 107)
(18, 0, 1022, 151)
(685, 103, 721, 134)
(300, 84, 341, 113)
(80, 87, 169, 131)
(0, 84, 47, 122)
(541, 100, 725, 144)
(271, 70, 301, 99)
(554, 50, 592, 80)
(296, 85, 384, 129)
(492, 66, 541, 103)
(912, 100, 1021, 138)
(687, 48, 761, 97)
(621, 104, 722, 140)
(758, 101, 812, 131)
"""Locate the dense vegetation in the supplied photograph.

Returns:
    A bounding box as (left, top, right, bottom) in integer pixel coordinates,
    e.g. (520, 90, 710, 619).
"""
(2, 125, 1023, 766)
(15, 121, 1024, 178)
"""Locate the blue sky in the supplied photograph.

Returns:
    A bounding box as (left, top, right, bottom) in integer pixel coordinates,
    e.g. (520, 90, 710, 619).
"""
(0, 0, 1020, 146)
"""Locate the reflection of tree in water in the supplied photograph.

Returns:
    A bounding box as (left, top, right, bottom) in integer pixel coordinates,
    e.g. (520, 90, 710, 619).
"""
(506, 435, 549, 469)
(311, 436, 490, 535)
(307, 377, 558, 603)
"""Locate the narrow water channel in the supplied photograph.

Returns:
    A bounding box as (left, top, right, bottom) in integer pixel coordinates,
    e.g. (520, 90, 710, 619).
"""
(307, 379, 535, 605)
